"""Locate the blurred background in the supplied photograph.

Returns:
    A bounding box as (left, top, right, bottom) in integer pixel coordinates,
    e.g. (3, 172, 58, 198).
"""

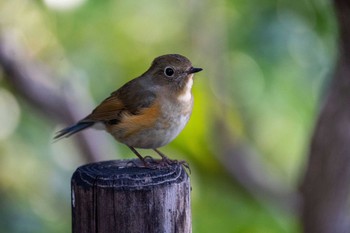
(0, 0, 337, 232)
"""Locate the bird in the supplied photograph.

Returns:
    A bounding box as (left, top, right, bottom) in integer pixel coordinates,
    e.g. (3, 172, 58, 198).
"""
(54, 54, 202, 168)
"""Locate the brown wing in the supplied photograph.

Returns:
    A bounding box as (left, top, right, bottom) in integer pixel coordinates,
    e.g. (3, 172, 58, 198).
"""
(84, 95, 125, 122)
(82, 77, 156, 124)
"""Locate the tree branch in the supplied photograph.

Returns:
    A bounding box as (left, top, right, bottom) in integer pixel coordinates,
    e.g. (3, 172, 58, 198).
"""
(300, 0, 350, 232)
(0, 32, 115, 163)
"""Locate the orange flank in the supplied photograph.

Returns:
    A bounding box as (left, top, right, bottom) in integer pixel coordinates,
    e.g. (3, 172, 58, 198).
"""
(111, 101, 161, 139)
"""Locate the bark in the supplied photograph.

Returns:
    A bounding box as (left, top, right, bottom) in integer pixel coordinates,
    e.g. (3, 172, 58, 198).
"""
(300, 1, 350, 232)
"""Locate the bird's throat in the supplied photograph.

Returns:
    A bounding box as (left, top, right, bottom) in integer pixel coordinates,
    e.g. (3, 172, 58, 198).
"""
(177, 76, 193, 102)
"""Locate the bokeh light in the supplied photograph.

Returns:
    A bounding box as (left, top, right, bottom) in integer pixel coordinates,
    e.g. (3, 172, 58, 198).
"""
(0, 89, 20, 140)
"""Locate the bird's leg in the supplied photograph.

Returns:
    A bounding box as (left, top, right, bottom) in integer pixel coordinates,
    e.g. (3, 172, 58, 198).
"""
(153, 148, 172, 163)
(153, 148, 191, 173)
(128, 146, 156, 168)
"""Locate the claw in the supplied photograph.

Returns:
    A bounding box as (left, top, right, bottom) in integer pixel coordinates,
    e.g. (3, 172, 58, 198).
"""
(125, 160, 138, 168)
(156, 151, 191, 174)
(178, 160, 191, 174)
(127, 146, 191, 173)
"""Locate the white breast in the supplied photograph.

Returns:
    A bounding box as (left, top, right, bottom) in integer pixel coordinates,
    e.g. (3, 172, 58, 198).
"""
(177, 76, 193, 102)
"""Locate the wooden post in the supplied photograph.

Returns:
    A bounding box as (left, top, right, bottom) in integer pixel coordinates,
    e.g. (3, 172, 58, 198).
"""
(71, 159, 191, 233)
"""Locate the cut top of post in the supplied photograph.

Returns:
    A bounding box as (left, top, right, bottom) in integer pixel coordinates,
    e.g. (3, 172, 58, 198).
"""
(71, 159, 189, 191)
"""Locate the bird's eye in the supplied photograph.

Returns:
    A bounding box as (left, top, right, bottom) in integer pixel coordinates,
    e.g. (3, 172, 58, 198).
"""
(164, 67, 175, 77)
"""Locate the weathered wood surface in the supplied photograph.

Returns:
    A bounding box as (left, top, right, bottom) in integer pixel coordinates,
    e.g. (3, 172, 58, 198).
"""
(71, 159, 191, 233)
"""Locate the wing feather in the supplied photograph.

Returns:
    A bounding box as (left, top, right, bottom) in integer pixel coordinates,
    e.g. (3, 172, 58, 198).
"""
(85, 96, 124, 121)
(84, 77, 157, 123)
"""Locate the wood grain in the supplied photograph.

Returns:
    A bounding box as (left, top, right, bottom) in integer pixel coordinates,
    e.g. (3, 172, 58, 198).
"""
(71, 159, 191, 233)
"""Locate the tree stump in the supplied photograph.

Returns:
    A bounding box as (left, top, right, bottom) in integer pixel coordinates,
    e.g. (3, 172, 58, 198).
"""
(71, 159, 191, 233)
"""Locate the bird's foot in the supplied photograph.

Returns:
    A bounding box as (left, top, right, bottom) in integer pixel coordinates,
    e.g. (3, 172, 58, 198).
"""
(126, 145, 191, 173)
(158, 156, 191, 174)
(142, 156, 161, 168)
(141, 156, 191, 174)
(152, 148, 191, 173)
(125, 156, 158, 169)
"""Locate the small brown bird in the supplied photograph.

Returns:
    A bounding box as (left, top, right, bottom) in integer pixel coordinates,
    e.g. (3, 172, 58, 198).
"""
(55, 54, 202, 167)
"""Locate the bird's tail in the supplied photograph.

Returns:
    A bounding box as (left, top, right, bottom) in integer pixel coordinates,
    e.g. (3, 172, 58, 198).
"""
(54, 121, 94, 140)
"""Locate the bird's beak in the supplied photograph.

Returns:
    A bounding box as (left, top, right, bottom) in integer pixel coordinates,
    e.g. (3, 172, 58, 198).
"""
(188, 67, 203, 74)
